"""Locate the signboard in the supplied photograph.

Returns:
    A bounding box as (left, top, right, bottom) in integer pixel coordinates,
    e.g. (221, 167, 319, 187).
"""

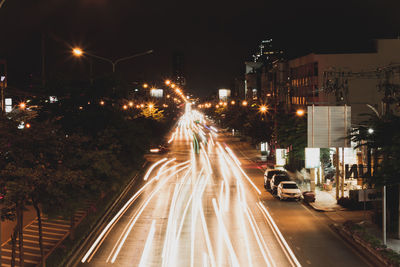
(305, 148, 320, 168)
(276, 148, 287, 166)
(307, 105, 351, 148)
(150, 89, 163, 98)
(5, 98, 11, 113)
(218, 89, 231, 101)
(358, 189, 382, 202)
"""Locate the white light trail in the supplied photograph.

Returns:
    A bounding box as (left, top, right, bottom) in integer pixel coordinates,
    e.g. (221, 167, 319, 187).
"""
(155, 158, 176, 180)
(236, 181, 253, 267)
(81, 171, 160, 263)
(225, 146, 241, 166)
(138, 220, 156, 267)
(108, 165, 191, 263)
(143, 158, 168, 181)
(212, 198, 240, 267)
(257, 202, 301, 267)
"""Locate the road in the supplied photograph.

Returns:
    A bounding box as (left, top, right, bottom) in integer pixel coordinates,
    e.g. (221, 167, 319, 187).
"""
(76, 105, 369, 267)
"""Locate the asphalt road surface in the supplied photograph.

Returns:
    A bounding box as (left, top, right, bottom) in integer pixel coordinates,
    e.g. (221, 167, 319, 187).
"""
(76, 106, 369, 267)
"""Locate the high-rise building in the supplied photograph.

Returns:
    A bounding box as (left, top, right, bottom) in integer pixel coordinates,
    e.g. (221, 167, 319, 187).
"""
(172, 52, 186, 86)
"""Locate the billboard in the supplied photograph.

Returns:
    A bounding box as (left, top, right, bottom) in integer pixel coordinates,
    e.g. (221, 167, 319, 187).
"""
(307, 105, 351, 148)
(150, 89, 163, 98)
(218, 89, 231, 101)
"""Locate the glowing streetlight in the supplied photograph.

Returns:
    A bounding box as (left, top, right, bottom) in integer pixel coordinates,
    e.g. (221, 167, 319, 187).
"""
(100, 100, 105, 106)
(25, 123, 31, 128)
(143, 83, 149, 88)
(259, 105, 268, 114)
(19, 102, 26, 109)
(296, 109, 305, 116)
(165, 80, 171, 85)
(231, 100, 235, 105)
(368, 128, 374, 134)
(171, 83, 176, 88)
(128, 101, 134, 107)
(242, 100, 248, 106)
(72, 48, 83, 57)
(148, 103, 154, 109)
(122, 105, 128, 110)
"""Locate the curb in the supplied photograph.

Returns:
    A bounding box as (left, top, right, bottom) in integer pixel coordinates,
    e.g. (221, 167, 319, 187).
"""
(307, 202, 337, 212)
(330, 223, 394, 267)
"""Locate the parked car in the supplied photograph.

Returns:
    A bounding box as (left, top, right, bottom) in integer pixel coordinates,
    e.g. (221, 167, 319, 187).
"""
(264, 169, 287, 190)
(270, 173, 291, 194)
(277, 181, 302, 200)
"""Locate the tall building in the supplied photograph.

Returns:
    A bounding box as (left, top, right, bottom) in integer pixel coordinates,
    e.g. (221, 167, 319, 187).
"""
(245, 39, 285, 101)
(172, 52, 186, 87)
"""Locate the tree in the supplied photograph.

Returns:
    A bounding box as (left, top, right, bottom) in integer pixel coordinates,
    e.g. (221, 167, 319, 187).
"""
(276, 112, 307, 171)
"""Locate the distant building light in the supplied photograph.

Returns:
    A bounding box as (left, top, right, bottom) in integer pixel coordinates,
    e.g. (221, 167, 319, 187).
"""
(49, 96, 58, 103)
(150, 88, 163, 98)
(134, 88, 139, 92)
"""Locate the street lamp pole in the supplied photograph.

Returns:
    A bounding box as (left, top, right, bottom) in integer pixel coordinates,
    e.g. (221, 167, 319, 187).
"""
(73, 48, 154, 73)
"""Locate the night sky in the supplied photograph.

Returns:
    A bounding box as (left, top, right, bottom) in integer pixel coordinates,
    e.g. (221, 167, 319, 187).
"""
(1, 0, 399, 96)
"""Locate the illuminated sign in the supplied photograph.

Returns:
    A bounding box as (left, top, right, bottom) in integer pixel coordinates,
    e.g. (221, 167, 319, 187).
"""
(150, 89, 163, 98)
(276, 149, 287, 166)
(305, 148, 320, 168)
(218, 89, 231, 101)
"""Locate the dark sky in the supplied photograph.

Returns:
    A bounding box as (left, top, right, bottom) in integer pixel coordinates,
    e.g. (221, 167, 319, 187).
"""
(1, 0, 399, 96)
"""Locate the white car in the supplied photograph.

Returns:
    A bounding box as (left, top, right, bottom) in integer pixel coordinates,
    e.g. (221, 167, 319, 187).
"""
(277, 181, 302, 200)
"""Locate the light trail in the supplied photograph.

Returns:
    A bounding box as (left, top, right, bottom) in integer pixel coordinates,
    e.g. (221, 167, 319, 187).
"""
(236, 180, 253, 267)
(225, 146, 242, 166)
(143, 158, 168, 181)
(81, 169, 161, 263)
(257, 202, 302, 267)
(108, 165, 191, 263)
(199, 198, 216, 267)
(212, 198, 240, 267)
(138, 220, 156, 267)
(228, 149, 262, 195)
(155, 158, 176, 180)
(162, 165, 193, 266)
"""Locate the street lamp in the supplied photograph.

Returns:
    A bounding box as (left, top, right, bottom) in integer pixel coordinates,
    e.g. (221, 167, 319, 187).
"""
(72, 47, 153, 73)
(242, 100, 248, 106)
(259, 105, 268, 114)
(296, 109, 305, 116)
(165, 80, 171, 85)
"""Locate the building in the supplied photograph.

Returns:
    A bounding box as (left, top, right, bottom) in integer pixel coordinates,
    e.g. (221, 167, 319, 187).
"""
(172, 52, 186, 87)
(245, 39, 285, 102)
(0, 59, 7, 112)
(286, 39, 400, 123)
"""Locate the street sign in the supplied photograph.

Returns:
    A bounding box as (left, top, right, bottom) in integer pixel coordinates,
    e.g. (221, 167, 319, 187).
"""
(307, 105, 351, 148)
